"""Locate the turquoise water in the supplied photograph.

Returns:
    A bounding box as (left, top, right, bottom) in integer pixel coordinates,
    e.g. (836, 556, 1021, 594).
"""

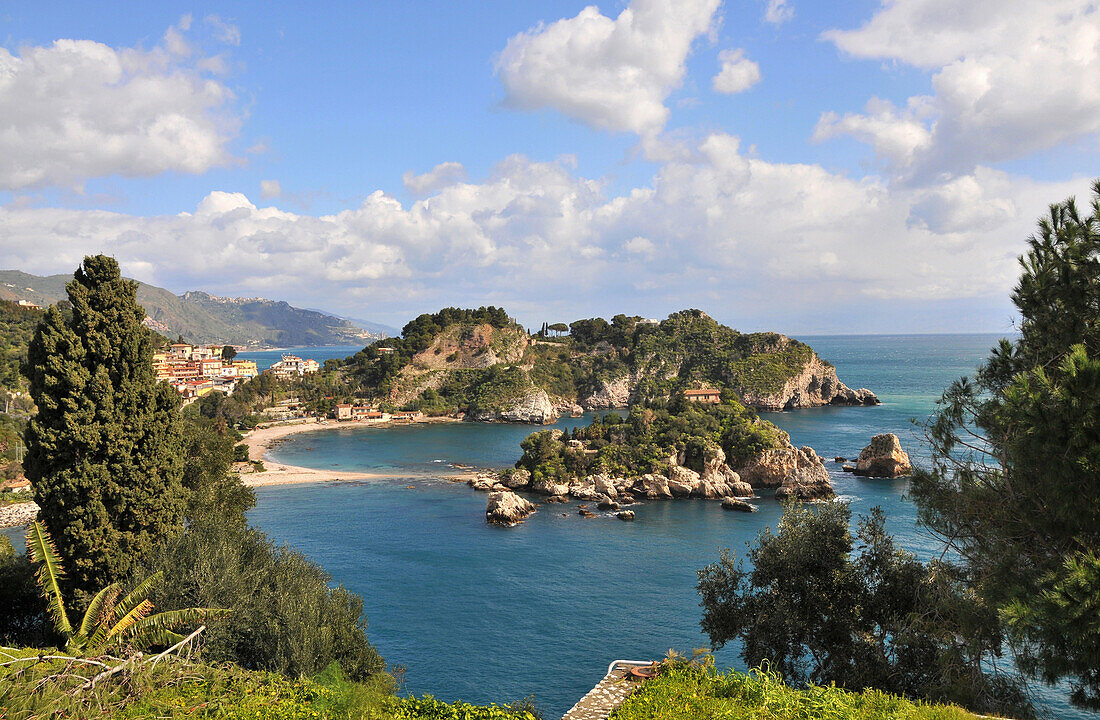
(236, 344, 363, 370)
(256, 333, 1088, 718)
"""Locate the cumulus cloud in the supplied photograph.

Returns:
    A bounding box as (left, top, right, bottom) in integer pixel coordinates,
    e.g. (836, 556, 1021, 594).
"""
(0, 26, 239, 190)
(402, 162, 467, 196)
(819, 0, 1100, 182)
(764, 0, 794, 25)
(496, 0, 721, 136)
(713, 49, 761, 95)
(1, 140, 1086, 328)
(259, 180, 282, 199)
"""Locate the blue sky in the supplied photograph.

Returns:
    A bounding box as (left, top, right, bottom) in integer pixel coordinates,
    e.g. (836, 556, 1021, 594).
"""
(1, 1, 1097, 332)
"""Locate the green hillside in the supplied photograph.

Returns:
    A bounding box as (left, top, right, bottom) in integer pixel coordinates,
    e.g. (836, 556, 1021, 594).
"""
(0, 270, 383, 347)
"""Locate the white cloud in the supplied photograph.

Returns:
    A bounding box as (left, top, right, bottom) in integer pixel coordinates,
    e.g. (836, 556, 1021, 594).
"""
(624, 236, 656, 258)
(764, 0, 794, 25)
(204, 15, 241, 46)
(402, 162, 468, 196)
(0, 140, 1087, 328)
(496, 0, 721, 136)
(712, 49, 760, 95)
(260, 180, 282, 200)
(820, 0, 1100, 182)
(0, 29, 239, 190)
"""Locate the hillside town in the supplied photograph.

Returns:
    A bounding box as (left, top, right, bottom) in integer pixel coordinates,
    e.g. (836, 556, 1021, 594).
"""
(153, 343, 319, 404)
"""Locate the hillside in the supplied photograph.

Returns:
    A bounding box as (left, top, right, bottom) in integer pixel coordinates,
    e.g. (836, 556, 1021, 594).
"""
(0, 300, 41, 394)
(0, 270, 383, 347)
(314, 308, 877, 424)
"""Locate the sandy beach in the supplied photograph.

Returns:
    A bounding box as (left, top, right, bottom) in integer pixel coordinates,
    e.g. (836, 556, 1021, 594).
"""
(240, 419, 391, 487)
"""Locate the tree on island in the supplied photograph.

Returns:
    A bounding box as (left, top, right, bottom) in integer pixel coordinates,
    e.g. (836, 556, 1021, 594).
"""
(911, 179, 1100, 709)
(24, 255, 185, 604)
(548, 322, 568, 336)
(221, 344, 237, 361)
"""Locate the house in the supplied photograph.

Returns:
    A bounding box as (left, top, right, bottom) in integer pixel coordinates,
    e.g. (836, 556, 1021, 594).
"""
(391, 411, 423, 421)
(168, 343, 193, 359)
(16, 299, 40, 309)
(683, 388, 721, 404)
(335, 403, 353, 420)
(269, 354, 320, 378)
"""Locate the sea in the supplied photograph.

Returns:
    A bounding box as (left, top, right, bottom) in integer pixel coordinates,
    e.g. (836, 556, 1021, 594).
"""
(3, 335, 1085, 718)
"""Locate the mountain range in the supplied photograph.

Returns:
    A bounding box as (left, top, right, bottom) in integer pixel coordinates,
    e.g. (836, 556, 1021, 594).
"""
(0, 270, 391, 348)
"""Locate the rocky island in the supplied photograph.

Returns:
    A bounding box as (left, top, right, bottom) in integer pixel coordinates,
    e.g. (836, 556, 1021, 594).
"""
(301, 307, 881, 518)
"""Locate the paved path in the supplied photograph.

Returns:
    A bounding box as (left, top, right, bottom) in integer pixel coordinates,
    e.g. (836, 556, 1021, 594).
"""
(561, 667, 643, 720)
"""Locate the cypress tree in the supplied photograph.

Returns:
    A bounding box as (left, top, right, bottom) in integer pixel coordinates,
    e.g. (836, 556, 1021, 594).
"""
(24, 255, 184, 602)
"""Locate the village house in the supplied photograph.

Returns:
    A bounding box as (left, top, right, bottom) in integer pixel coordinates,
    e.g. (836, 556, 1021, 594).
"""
(334, 403, 391, 421)
(269, 354, 321, 378)
(683, 388, 722, 404)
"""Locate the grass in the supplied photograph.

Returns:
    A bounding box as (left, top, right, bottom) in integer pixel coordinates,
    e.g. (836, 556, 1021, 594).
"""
(611, 664, 988, 720)
(0, 648, 539, 720)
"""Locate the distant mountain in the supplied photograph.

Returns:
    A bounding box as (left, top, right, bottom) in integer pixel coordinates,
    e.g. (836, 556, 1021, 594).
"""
(305, 309, 398, 338)
(0, 270, 384, 348)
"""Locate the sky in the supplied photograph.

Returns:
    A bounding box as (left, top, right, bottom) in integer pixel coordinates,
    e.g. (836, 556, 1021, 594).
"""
(0, 0, 1097, 333)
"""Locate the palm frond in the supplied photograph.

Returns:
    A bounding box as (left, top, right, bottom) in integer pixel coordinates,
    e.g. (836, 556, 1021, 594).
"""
(78, 583, 120, 638)
(91, 599, 154, 651)
(24, 521, 71, 637)
(114, 570, 164, 620)
(130, 608, 231, 650)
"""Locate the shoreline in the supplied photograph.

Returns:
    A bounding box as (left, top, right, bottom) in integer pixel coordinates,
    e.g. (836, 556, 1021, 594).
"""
(240, 416, 463, 487)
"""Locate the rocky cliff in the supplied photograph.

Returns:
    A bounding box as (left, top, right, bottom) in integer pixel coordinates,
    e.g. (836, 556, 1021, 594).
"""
(578, 348, 877, 412)
(411, 323, 528, 370)
(466, 388, 558, 424)
(733, 351, 878, 410)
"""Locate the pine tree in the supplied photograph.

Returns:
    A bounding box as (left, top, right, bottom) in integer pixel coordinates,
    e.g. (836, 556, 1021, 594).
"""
(24, 255, 184, 604)
(911, 179, 1100, 709)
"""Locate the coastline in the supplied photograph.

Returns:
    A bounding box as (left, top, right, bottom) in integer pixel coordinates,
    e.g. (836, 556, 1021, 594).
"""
(240, 415, 462, 487)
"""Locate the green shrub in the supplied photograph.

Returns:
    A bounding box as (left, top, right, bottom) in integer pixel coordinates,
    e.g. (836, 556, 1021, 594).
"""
(612, 663, 982, 720)
(151, 518, 386, 682)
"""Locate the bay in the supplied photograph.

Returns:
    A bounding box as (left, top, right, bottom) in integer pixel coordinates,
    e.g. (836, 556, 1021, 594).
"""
(255, 333, 1086, 718)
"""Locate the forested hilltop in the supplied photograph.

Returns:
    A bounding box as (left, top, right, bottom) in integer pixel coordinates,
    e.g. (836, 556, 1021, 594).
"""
(308, 308, 877, 423)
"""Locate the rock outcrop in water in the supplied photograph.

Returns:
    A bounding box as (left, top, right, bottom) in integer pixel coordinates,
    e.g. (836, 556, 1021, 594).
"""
(486, 490, 536, 525)
(734, 442, 835, 500)
(854, 434, 912, 478)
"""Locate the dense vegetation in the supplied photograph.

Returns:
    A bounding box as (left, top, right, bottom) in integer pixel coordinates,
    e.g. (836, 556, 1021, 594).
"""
(911, 179, 1100, 709)
(517, 398, 784, 482)
(0, 299, 41, 396)
(611, 661, 983, 720)
(697, 502, 1027, 717)
(564, 310, 818, 399)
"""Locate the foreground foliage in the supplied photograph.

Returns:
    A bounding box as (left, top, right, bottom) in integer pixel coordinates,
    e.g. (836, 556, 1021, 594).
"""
(611, 663, 984, 720)
(911, 179, 1100, 708)
(25, 520, 225, 655)
(698, 502, 1029, 717)
(24, 255, 186, 603)
(0, 653, 536, 720)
